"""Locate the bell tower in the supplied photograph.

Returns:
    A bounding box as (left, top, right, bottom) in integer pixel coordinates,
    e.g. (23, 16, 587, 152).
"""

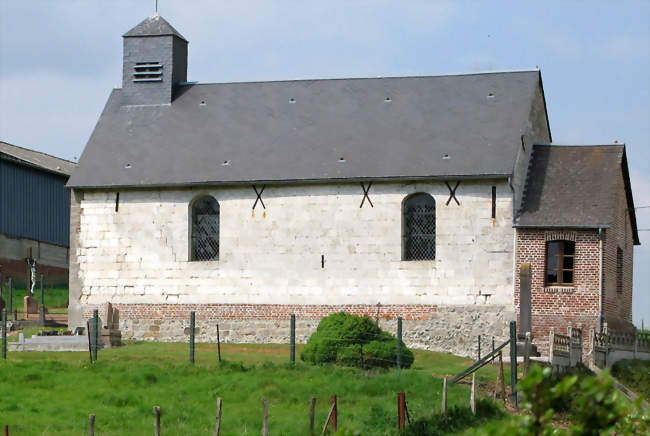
(121, 14, 188, 106)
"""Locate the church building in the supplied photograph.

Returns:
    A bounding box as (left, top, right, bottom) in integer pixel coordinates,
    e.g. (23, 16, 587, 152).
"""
(66, 15, 639, 357)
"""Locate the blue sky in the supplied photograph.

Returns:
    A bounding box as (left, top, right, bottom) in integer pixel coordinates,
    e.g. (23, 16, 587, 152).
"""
(1, 1, 648, 325)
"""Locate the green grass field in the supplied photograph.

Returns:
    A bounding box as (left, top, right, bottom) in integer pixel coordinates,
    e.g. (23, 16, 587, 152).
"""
(1, 286, 68, 314)
(0, 342, 510, 435)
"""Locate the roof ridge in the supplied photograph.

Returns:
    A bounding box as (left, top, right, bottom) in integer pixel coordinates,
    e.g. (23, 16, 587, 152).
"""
(0, 140, 76, 165)
(176, 69, 541, 87)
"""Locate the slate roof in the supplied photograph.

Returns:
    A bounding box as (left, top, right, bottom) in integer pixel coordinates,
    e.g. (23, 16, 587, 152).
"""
(67, 70, 545, 188)
(0, 141, 76, 176)
(123, 13, 187, 42)
(516, 144, 640, 245)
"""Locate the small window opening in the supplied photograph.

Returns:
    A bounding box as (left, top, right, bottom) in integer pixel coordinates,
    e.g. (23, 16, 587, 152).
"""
(115, 192, 120, 213)
(124, 163, 132, 169)
(487, 93, 495, 99)
(321, 254, 325, 269)
(200, 101, 206, 106)
(442, 154, 450, 160)
(338, 157, 346, 163)
(289, 98, 296, 103)
(133, 62, 163, 82)
(545, 240, 575, 286)
(491, 186, 496, 219)
(222, 160, 230, 166)
(385, 97, 392, 102)
(191, 196, 220, 261)
(403, 193, 436, 260)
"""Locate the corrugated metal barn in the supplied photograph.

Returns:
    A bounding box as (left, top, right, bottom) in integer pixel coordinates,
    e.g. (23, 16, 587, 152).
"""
(0, 141, 76, 285)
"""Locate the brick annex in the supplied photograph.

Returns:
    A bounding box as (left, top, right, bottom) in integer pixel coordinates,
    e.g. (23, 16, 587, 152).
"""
(66, 14, 640, 358)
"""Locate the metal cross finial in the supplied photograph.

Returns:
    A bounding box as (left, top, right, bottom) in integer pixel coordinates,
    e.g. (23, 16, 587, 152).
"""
(155, 0, 158, 13)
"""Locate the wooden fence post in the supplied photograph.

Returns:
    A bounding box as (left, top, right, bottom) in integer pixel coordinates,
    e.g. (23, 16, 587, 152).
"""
(262, 397, 268, 436)
(153, 406, 161, 436)
(330, 395, 337, 432)
(471, 373, 477, 415)
(309, 397, 316, 435)
(88, 414, 95, 436)
(397, 392, 406, 430)
(496, 351, 506, 402)
(215, 397, 222, 436)
(4, 424, 7, 436)
(441, 378, 447, 415)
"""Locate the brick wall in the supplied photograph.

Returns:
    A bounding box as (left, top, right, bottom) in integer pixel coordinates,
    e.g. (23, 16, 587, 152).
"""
(515, 229, 601, 356)
(602, 169, 635, 329)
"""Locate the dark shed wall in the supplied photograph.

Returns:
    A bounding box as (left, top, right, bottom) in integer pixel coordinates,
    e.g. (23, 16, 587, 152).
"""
(0, 159, 70, 247)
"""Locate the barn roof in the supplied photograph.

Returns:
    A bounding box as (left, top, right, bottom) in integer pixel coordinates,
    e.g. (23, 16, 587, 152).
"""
(0, 141, 76, 177)
(516, 144, 640, 245)
(68, 70, 546, 188)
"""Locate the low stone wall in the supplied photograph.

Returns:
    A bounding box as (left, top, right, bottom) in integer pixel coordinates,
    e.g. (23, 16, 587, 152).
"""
(81, 303, 513, 358)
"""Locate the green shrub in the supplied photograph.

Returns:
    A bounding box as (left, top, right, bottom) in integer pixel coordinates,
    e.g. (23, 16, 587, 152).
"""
(300, 312, 413, 369)
(475, 365, 649, 435)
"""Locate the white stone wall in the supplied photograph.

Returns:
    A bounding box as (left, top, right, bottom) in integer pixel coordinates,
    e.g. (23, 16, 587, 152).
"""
(73, 179, 514, 308)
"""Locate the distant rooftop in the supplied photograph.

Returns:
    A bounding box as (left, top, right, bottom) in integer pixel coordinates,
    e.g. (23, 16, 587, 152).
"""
(0, 141, 76, 176)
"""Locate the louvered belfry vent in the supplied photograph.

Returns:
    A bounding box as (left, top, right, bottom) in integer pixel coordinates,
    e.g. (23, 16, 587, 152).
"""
(403, 193, 436, 260)
(133, 62, 163, 82)
(191, 196, 220, 261)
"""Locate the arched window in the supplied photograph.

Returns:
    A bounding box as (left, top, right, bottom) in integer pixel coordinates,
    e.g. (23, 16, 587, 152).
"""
(191, 196, 220, 261)
(403, 193, 436, 260)
(545, 240, 575, 285)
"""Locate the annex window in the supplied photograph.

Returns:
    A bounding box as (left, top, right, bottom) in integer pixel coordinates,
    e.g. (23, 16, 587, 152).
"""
(133, 62, 163, 82)
(545, 240, 575, 286)
(402, 193, 436, 260)
(191, 196, 220, 261)
(616, 247, 623, 293)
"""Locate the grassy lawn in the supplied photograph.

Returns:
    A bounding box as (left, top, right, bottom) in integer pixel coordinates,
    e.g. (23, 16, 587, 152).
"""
(0, 342, 511, 435)
(1, 286, 68, 314)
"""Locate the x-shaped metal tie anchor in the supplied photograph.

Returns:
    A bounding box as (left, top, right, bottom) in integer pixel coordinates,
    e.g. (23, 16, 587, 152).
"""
(252, 185, 266, 210)
(445, 181, 461, 206)
(360, 182, 374, 208)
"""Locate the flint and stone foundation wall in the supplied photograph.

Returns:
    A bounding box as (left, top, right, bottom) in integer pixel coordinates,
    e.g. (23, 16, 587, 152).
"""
(70, 180, 515, 357)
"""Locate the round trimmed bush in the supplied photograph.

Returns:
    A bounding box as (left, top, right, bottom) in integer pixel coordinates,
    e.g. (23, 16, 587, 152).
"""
(300, 312, 413, 369)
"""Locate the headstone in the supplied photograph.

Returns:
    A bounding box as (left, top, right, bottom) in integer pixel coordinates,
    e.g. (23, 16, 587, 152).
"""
(24, 296, 38, 314)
